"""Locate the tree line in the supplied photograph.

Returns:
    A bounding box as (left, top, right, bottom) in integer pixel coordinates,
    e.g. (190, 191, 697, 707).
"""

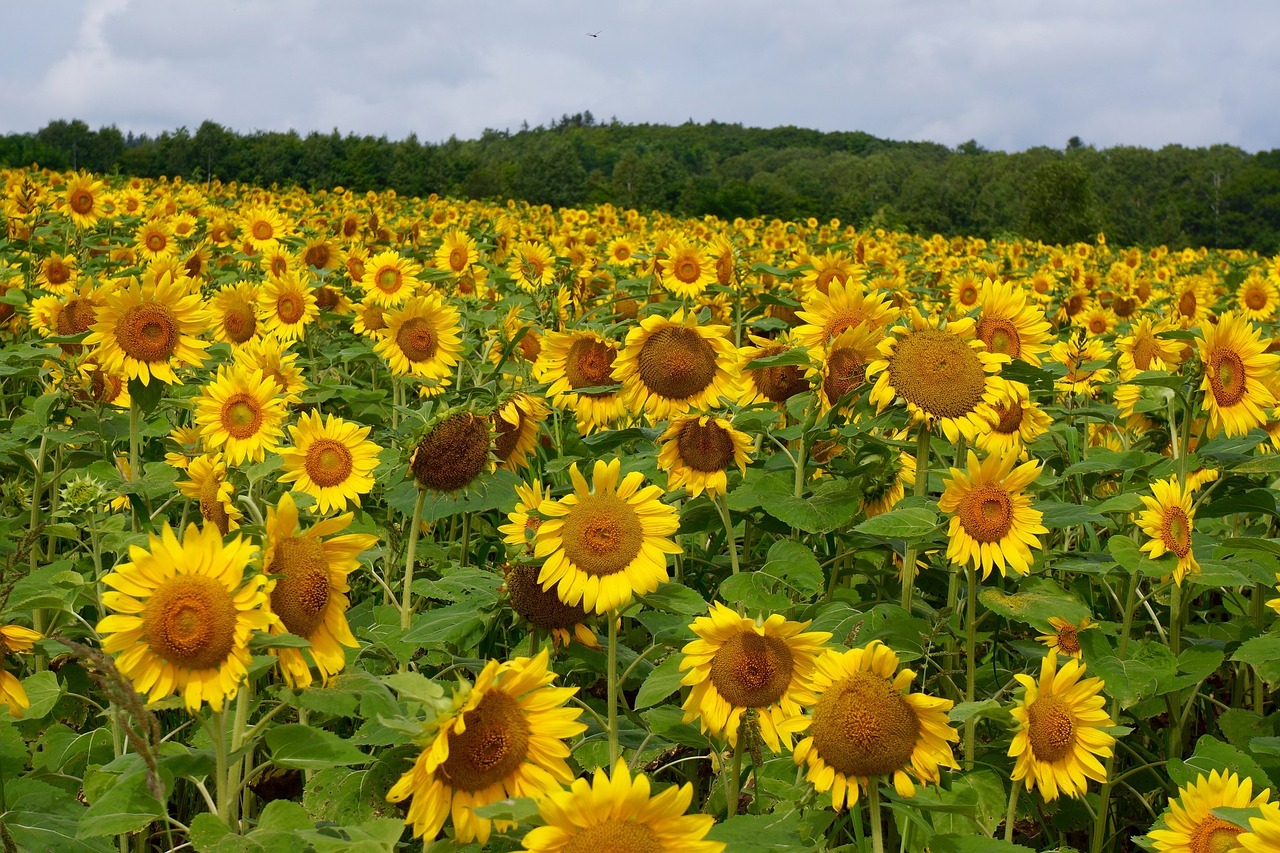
(4, 116, 1279, 251)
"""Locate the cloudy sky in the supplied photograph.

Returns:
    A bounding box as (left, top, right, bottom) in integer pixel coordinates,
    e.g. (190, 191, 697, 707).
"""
(2, 0, 1277, 153)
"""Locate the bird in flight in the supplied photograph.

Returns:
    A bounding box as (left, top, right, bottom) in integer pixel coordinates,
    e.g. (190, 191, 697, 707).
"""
(586, 31, 600, 37)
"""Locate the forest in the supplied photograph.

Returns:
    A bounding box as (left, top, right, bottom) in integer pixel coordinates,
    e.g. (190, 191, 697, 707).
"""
(4, 115, 1279, 251)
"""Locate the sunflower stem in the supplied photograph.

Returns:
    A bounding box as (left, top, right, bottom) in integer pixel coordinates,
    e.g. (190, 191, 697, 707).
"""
(228, 682, 251, 828)
(964, 566, 978, 771)
(459, 512, 471, 568)
(607, 613, 620, 766)
(725, 736, 744, 818)
(212, 708, 232, 825)
(401, 488, 428, 636)
(1169, 581, 1182, 658)
(1090, 568, 1140, 853)
(900, 426, 932, 613)
(714, 492, 740, 577)
(1002, 780, 1020, 843)
(867, 782, 885, 853)
(129, 398, 141, 533)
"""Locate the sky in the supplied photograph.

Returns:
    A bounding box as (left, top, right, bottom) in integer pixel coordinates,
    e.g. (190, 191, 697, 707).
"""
(1, 0, 1277, 154)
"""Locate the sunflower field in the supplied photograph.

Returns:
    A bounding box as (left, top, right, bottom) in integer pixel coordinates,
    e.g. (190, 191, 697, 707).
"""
(5, 167, 1280, 853)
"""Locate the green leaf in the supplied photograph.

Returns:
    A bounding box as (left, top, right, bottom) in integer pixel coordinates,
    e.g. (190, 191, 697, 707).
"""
(854, 506, 941, 540)
(1094, 493, 1145, 514)
(717, 572, 790, 613)
(248, 631, 312, 650)
(77, 771, 165, 838)
(1233, 635, 1280, 686)
(928, 836, 1036, 853)
(635, 655, 686, 709)
(639, 583, 708, 616)
(1173, 645, 1226, 691)
(1108, 535, 1164, 576)
(20, 670, 64, 719)
(1089, 655, 1157, 709)
(1200, 488, 1279, 519)
(706, 813, 807, 850)
(1036, 500, 1107, 529)
(1170, 735, 1273, 798)
(126, 376, 165, 414)
(745, 348, 813, 368)
(401, 604, 487, 649)
(978, 578, 1093, 629)
(189, 813, 233, 852)
(948, 700, 1008, 725)
(381, 672, 445, 706)
(759, 539, 824, 598)
(1212, 806, 1266, 831)
(266, 724, 369, 770)
(469, 797, 542, 822)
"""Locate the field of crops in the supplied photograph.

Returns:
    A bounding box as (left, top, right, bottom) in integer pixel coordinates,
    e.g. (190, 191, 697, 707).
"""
(5, 167, 1280, 852)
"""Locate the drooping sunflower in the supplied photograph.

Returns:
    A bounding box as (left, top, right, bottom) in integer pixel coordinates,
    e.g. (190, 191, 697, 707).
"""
(534, 459, 681, 614)
(975, 380, 1053, 459)
(63, 173, 106, 229)
(257, 271, 319, 342)
(1008, 651, 1115, 802)
(193, 365, 288, 464)
(1148, 770, 1271, 853)
(500, 478, 553, 557)
(659, 238, 716, 299)
(375, 293, 463, 379)
(938, 449, 1046, 579)
(176, 453, 243, 535)
(1036, 617, 1095, 660)
(519, 759, 725, 853)
(535, 329, 629, 434)
(973, 278, 1052, 366)
(680, 602, 830, 750)
(865, 309, 1009, 443)
(794, 640, 958, 808)
(1135, 475, 1200, 585)
(210, 281, 261, 347)
(655, 414, 753, 499)
(1197, 312, 1278, 438)
(861, 449, 916, 519)
(262, 493, 378, 688)
(84, 273, 210, 386)
(409, 410, 494, 493)
(612, 308, 741, 421)
(503, 562, 597, 648)
(361, 250, 423, 306)
(492, 393, 549, 472)
(96, 523, 274, 712)
(434, 228, 479, 275)
(387, 650, 586, 845)
(0, 624, 41, 717)
(737, 333, 811, 407)
(279, 411, 381, 513)
(507, 241, 558, 292)
(794, 278, 899, 352)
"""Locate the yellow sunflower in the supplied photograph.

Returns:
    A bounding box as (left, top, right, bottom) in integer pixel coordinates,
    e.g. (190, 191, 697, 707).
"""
(503, 562, 597, 649)
(36, 252, 79, 294)
(866, 309, 1009, 443)
(361, 250, 423, 306)
(975, 380, 1053, 458)
(794, 278, 899, 352)
(737, 333, 811, 407)
(193, 365, 288, 464)
(1241, 801, 1280, 852)
(659, 238, 716, 299)
(210, 281, 261, 347)
(507, 241, 557, 292)
(535, 329, 629, 434)
(1171, 277, 1211, 328)
(938, 450, 1046, 579)
(1147, 770, 1270, 853)
(1008, 651, 1115, 801)
(263, 493, 378, 688)
(96, 523, 274, 712)
(501, 478, 553, 557)
(374, 293, 463, 379)
(1049, 334, 1114, 399)
(810, 323, 881, 414)
(1197, 312, 1278, 438)
(84, 274, 210, 386)
(800, 249, 863, 298)
(0, 624, 41, 717)
(612, 308, 741, 421)
(492, 393, 549, 472)
(973, 278, 1052, 366)
(278, 411, 380, 513)
(301, 236, 343, 272)
(352, 299, 389, 339)
(1238, 272, 1280, 323)
(234, 336, 307, 404)
(386, 650, 586, 845)
(794, 640, 958, 808)
(680, 602, 830, 750)
(1135, 475, 1200, 585)
(861, 450, 916, 519)
(520, 759, 724, 853)
(257, 271, 319, 342)
(63, 173, 106, 229)
(1116, 315, 1184, 379)
(1036, 617, 1094, 660)
(176, 452, 243, 535)
(655, 414, 753, 499)
(241, 205, 290, 253)
(534, 459, 681, 614)
(434, 228, 478, 275)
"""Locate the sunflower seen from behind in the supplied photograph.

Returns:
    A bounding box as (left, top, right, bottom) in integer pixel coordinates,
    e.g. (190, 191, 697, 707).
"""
(96, 523, 274, 712)
(193, 365, 289, 465)
(85, 273, 210, 386)
(278, 411, 381, 514)
(387, 649, 585, 845)
(176, 452, 242, 535)
(938, 449, 1046, 580)
(1148, 770, 1270, 853)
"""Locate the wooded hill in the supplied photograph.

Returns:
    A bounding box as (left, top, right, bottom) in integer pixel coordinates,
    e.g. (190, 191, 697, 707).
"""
(5, 116, 1279, 252)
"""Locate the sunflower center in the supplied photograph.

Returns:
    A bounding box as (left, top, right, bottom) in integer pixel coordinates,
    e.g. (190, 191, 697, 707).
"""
(116, 302, 179, 363)
(493, 412, 524, 462)
(270, 536, 331, 639)
(376, 268, 402, 293)
(1131, 336, 1159, 372)
(505, 563, 589, 630)
(57, 297, 98, 336)
(750, 344, 808, 403)
(1026, 695, 1075, 763)
(823, 347, 867, 405)
(958, 483, 1014, 543)
(142, 574, 239, 670)
(993, 400, 1025, 435)
(46, 260, 72, 285)
(1246, 288, 1268, 311)
(565, 337, 617, 397)
(1188, 817, 1243, 853)
(411, 413, 492, 492)
(517, 330, 541, 362)
(305, 244, 331, 268)
(222, 302, 257, 343)
(810, 671, 920, 777)
(146, 232, 168, 253)
(559, 820, 664, 853)
(957, 283, 979, 306)
(1113, 294, 1137, 318)
(276, 292, 305, 324)
(1178, 289, 1199, 318)
(221, 395, 264, 440)
(397, 317, 438, 362)
(823, 311, 866, 346)
(314, 286, 339, 309)
(976, 317, 1022, 359)
(560, 492, 644, 577)
(1208, 349, 1246, 407)
(1065, 294, 1085, 316)
(199, 476, 231, 536)
(676, 419, 736, 473)
(674, 256, 701, 284)
(636, 326, 719, 401)
(709, 631, 795, 708)
(1055, 626, 1080, 656)
(716, 252, 733, 285)
(252, 221, 274, 241)
(361, 304, 387, 331)
(440, 690, 531, 793)
(305, 439, 354, 488)
(448, 245, 469, 272)
(69, 188, 95, 214)
(1162, 507, 1193, 558)
(886, 328, 987, 419)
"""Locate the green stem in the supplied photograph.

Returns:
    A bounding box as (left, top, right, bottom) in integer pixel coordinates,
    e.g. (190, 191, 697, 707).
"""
(1003, 781, 1020, 843)
(1253, 582, 1267, 713)
(726, 736, 744, 818)
(714, 492, 741, 577)
(607, 614, 620, 766)
(212, 709, 231, 824)
(900, 427, 932, 613)
(867, 782, 885, 853)
(964, 566, 978, 770)
(1090, 569, 1140, 853)
(459, 512, 472, 568)
(228, 682, 251, 828)
(1169, 581, 1182, 658)
(401, 489, 428, 634)
(129, 399, 141, 533)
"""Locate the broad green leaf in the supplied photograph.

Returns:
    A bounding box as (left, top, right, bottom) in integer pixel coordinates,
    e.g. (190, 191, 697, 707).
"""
(1089, 655, 1157, 709)
(266, 724, 369, 770)
(1233, 635, 1280, 686)
(639, 583, 708, 616)
(929, 835, 1036, 853)
(469, 797, 542, 822)
(1169, 735, 1273, 796)
(978, 578, 1093, 629)
(854, 506, 941, 540)
(77, 771, 165, 838)
(706, 813, 807, 850)
(635, 655, 686, 709)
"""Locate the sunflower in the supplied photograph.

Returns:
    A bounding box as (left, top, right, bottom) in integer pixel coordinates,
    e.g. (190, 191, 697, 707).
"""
(387, 650, 586, 845)
(1077, 305, 1116, 337)
(606, 236, 638, 267)
(434, 228, 478, 275)
(810, 323, 881, 414)
(973, 278, 1052, 366)
(210, 281, 261, 347)
(500, 478, 553, 557)
(861, 449, 916, 519)
(1135, 475, 1200, 585)
(301, 237, 343, 272)
(375, 294, 463, 379)
(276, 411, 379, 512)
(680, 602, 830, 751)
(241, 205, 290, 253)
(659, 238, 716, 299)
(1048, 334, 1114, 399)
(535, 329, 629, 434)
(1036, 617, 1094, 660)
(36, 252, 78, 294)
(1116, 315, 1184, 379)
(794, 279, 899, 352)
(0, 624, 41, 717)
(948, 270, 984, 313)
(63, 173, 106, 229)
(260, 245, 298, 281)
(352, 299, 389, 339)
(234, 336, 307, 404)
(96, 523, 274, 712)
(176, 453, 243, 535)
(613, 308, 741, 421)
(409, 410, 494, 493)
(193, 365, 288, 464)
(938, 450, 1046, 579)
(508, 241, 557, 292)
(503, 562, 597, 648)
(1171, 277, 1211, 328)
(1149, 770, 1272, 853)
(1008, 651, 1115, 801)
(1237, 272, 1280, 323)
(656, 414, 752, 499)
(135, 219, 177, 261)
(257, 271, 318, 342)
(492, 393, 549, 472)
(520, 759, 724, 853)
(801, 249, 862, 298)
(794, 640, 958, 808)
(1241, 802, 1280, 852)
(361, 250, 423, 306)
(262, 493, 377, 688)
(866, 309, 1009, 443)
(84, 273, 210, 386)
(1197, 312, 1278, 438)
(737, 333, 811, 407)
(534, 459, 681, 614)
(975, 380, 1053, 458)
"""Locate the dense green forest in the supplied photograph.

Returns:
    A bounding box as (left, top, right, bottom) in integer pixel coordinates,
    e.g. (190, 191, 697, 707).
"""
(4, 116, 1280, 251)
